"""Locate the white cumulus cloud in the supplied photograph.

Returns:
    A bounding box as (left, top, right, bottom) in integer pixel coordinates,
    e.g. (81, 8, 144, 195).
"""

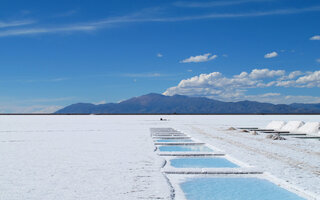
(264, 51, 278, 58)
(295, 71, 320, 87)
(249, 69, 285, 79)
(310, 35, 320, 40)
(163, 69, 320, 104)
(180, 53, 217, 63)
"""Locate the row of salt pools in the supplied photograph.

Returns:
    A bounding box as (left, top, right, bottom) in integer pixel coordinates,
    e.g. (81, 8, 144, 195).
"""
(150, 127, 310, 200)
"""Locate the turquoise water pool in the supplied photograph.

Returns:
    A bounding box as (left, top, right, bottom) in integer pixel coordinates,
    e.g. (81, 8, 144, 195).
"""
(153, 134, 186, 137)
(170, 157, 238, 168)
(156, 139, 193, 143)
(158, 145, 213, 152)
(180, 178, 305, 200)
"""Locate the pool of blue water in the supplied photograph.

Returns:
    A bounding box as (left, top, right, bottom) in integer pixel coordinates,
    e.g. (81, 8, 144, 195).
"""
(180, 178, 305, 200)
(170, 157, 238, 168)
(156, 139, 193, 143)
(153, 134, 185, 137)
(158, 145, 213, 152)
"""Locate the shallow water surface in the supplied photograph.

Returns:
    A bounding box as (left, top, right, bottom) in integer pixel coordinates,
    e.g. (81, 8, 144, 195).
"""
(156, 139, 193, 143)
(170, 157, 238, 168)
(158, 145, 213, 152)
(180, 177, 305, 200)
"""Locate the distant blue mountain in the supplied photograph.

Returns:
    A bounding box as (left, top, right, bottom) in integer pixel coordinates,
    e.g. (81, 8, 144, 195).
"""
(290, 103, 320, 111)
(55, 93, 320, 114)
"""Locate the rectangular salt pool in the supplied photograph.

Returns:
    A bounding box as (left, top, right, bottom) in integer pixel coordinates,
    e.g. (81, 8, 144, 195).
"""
(153, 133, 185, 136)
(156, 139, 193, 143)
(158, 145, 213, 152)
(170, 157, 238, 168)
(180, 177, 305, 200)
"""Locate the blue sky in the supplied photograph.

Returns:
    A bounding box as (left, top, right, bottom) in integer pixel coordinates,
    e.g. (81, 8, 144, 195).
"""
(0, 0, 320, 112)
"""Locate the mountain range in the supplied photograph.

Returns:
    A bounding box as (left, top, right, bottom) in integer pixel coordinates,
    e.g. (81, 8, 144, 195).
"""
(55, 93, 320, 114)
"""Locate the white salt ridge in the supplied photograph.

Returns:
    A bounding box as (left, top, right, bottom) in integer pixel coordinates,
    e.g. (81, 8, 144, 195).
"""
(280, 121, 304, 132)
(265, 120, 286, 130)
(264, 120, 320, 135)
(296, 122, 320, 135)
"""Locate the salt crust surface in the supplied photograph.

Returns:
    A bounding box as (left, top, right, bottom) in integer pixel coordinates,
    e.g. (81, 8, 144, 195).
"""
(0, 115, 319, 199)
(0, 115, 171, 200)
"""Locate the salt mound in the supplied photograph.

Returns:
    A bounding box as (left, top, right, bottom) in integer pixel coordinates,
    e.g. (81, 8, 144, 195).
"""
(265, 121, 286, 130)
(296, 122, 320, 135)
(280, 121, 304, 132)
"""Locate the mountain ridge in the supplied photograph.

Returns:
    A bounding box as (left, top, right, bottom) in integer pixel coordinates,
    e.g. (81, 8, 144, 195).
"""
(55, 93, 320, 114)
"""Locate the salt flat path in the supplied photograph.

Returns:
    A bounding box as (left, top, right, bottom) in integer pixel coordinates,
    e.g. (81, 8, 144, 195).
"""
(0, 115, 319, 199)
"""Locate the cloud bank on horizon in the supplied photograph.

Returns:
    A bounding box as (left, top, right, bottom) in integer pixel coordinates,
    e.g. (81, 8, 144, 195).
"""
(164, 69, 320, 104)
